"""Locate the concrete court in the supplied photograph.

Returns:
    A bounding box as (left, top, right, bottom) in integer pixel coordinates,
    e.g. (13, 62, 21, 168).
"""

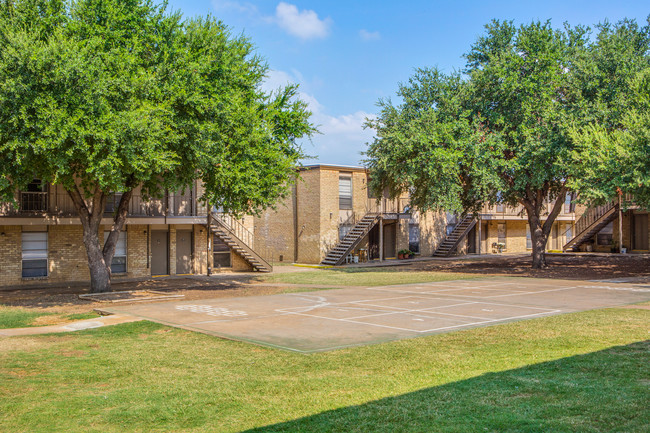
(102, 277, 650, 353)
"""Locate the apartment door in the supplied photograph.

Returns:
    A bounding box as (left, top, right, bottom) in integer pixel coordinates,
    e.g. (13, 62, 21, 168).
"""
(151, 230, 169, 275)
(633, 214, 649, 250)
(383, 223, 396, 258)
(176, 230, 193, 274)
(467, 226, 477, 254)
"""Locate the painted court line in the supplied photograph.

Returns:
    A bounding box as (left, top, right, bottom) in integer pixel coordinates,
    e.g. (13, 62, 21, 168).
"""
(281, 302, 561, 334)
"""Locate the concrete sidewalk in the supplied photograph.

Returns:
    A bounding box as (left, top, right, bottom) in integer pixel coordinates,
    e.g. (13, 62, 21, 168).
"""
(0, 314, 142, 337)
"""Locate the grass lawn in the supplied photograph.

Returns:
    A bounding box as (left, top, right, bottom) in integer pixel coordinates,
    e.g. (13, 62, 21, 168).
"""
(0, 307, 648, 432)
(262, 268, 478, 286)
(0, 306, 98, 329)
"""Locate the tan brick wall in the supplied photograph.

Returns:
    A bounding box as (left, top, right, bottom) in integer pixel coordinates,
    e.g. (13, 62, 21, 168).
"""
(127, 225, 149, 278)
(255, 192, 295, 264)
(232, 252, 254, 271)
(397, 218, 409, 253)
(48, 225, 90, 282)
(418, 211, 447, 256)
(0, 226, 22, 286)
(319, 168, 341, 262)
(168, 226, 177, 275)
(296, 169, 321, 263)
(194, 225, 208, 275)
(352, 171, 369, 216)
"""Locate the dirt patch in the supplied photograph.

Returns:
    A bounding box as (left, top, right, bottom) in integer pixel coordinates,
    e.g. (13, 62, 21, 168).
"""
(31, 315, 73, 327)
(2, 255, 648, 315)
(58, 350, 87, 358)
(398, 254, 650, 281)
(0, 277, 305, 316)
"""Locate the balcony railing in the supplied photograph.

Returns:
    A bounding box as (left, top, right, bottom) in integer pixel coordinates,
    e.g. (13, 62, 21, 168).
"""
(20, 192, 48, 212)
(1, 192, 204, 218)
(366, 197, 411, 215)
(481, 199, 577, 218)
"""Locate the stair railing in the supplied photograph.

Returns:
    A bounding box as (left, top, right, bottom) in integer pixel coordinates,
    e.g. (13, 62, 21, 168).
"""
(210, 212, 274, 267)
(574, 201, 617, 237)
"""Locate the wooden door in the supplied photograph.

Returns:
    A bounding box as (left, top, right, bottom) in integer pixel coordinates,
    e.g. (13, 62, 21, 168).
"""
(633, 214, 649, 250)
(151, 230, 169, 275)
(176, 230, 192, 274)
(383, 223, 396, 258)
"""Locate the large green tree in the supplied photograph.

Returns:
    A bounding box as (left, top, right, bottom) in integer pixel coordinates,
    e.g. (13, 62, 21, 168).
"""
(366, 20, 591, 268)
(0, 0, 313, 292)
(569, 19, 650, 207)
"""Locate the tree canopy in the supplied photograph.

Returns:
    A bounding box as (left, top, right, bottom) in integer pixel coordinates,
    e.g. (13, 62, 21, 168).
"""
(568, 19, 650, 207)
(0, 0, 314, 291)
(365, 18, 649, 268)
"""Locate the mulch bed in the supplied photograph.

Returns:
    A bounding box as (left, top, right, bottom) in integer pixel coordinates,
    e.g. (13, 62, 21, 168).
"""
(400, 254, 650, 281)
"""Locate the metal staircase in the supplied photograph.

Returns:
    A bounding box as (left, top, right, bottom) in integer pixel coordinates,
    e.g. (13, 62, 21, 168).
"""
(208, 212, 272, 272)
(433, 215, 477, 257)
(563, 201, 618, 252)
(321, 214, 381, 266)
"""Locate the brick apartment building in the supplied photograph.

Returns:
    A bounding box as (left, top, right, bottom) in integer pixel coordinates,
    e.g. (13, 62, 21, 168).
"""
(1, 168, 647, 287)
(254, 164, 448, 265)
(0, 180, 271, 287)
(254, 164, 649, 264)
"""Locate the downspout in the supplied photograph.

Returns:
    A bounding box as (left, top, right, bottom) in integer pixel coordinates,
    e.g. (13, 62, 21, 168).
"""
(293, 183, 299, 263)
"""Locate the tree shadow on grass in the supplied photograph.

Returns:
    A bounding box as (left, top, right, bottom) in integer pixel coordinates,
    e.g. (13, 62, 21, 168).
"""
(244, 341, 649, 433)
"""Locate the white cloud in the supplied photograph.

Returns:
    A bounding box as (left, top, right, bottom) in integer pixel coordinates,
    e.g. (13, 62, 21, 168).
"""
(359, 29, 380, 41)
(262, 69, 375, 165)
(211, 1, 332, 41)
(274, 2, 332, 40)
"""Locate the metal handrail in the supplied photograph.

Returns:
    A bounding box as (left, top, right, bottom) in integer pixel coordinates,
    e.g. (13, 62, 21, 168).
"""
(211, 212, 274, 266)
(20, 192, 48, 212)
(365, 197, 410, 215)
(574, 201, 617, 236)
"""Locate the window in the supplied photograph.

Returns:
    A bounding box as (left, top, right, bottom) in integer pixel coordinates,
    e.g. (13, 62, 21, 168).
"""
(497, 223, 507, 249)
(213, 235, 231, 268)
(104, 231, 127, 273)
(565, 225, 573, 242)
(496, 192, 505, 212)
(339, 175, 352, 209)
(526, 224, 532, 249)
(22, 231, 48, 277)
(339, 224, 353, 241)
(564, 193, 572, 214)
(409, 223, 420, 253)
(446, 212, 458, 235)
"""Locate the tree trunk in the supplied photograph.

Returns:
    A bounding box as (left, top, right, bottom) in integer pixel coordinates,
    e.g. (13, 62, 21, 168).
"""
(66, 184, 134, 293)
(528, 215, 549, 269)
(521, 185, 568, 270)
(84, 225, 111, 293)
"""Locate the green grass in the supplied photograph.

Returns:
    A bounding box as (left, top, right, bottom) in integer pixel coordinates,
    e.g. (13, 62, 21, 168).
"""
(0, 306, 99, 329)
(0, 307, 648, 432)
(262, 268, 477, 286)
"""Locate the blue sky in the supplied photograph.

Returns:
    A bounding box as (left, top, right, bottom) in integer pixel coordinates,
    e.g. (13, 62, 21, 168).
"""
(167, 1, 649, 166)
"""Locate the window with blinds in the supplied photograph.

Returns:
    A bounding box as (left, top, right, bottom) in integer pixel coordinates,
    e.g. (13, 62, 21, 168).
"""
(339, 175, 352, 209)
(22, 232, 48, 277)
(104, 231, 127, 273)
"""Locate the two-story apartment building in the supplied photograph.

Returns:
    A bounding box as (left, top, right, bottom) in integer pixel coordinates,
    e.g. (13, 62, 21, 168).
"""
(254, 164, 449, 265)
(0, 180, 271, 287)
